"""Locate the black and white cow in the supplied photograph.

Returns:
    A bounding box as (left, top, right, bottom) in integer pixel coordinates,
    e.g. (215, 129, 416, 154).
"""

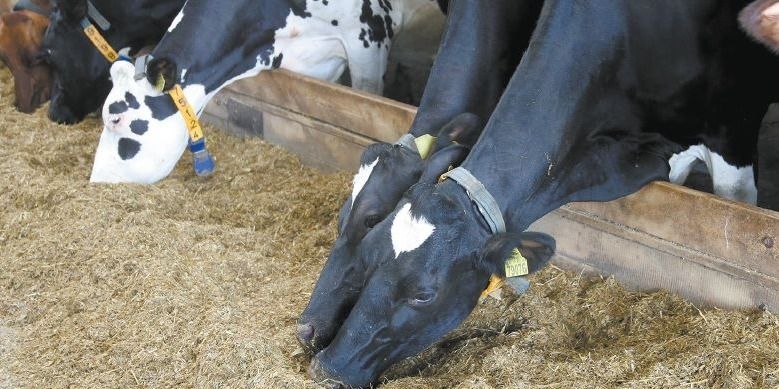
(739, 0, 779, 211)
(41, 0, 185, 124)
(89, 0, 433, 184)
(296, 0, 544, 353)
(305, 0, 779, 386)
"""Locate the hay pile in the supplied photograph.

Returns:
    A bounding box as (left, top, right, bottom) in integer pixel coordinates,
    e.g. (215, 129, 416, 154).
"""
(0, 68, 777, 388)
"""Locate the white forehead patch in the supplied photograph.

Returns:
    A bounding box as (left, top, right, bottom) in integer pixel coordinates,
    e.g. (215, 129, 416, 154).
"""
(350, 158, 379, 208)
(391, 203, 435, 259)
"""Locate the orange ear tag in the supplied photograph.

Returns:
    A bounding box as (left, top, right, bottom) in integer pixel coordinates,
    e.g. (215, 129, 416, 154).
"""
(480, 274, 504, 298)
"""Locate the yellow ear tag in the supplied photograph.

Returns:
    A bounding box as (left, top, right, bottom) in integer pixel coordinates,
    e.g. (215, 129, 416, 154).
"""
(154, 74, 166, 92)
(414, 134, 437, 160)
(168, 84, 204, 142)
(82, 23, 119, 62)
(505, 248, 530, 278)
(480, 274, 504, 298)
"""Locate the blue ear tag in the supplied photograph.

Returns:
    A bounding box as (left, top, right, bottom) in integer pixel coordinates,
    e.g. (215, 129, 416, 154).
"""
(188, 138, 216, 177)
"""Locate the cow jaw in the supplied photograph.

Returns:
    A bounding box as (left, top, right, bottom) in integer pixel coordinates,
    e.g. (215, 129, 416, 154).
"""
(90, 61, 205, 184)
(90, 113, 189, 184)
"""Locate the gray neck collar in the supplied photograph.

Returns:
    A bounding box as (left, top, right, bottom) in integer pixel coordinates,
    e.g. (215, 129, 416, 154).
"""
(395, 133, 419, 155)
(13, 0, 50, 16)
(87, 1, 112, 30)
(441, 167, 506, 234)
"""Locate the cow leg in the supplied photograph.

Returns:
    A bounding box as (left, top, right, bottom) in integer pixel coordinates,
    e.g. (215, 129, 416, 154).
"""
(758, 103, 779, 211)
(669, 144, 758, 204)
(344, 42, 386, 94)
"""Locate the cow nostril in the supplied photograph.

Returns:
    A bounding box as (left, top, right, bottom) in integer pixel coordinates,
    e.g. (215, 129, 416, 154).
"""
(296, 323, 315, 345)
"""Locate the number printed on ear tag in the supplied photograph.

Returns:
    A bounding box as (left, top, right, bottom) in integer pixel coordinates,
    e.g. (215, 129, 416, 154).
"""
(168, 85, 204, 142)
(83, 24, 119, 62)
(505, 248, 529, 278)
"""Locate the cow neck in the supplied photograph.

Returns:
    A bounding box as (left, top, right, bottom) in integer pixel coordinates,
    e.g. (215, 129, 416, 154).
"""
(148, 1, 289, 98)
(458, 0, 628, 233)
(440, 167, 506, 235)
(13, 0, 50, 16)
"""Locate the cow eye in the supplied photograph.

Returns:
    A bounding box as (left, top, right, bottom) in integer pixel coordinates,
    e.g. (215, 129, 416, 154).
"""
(410, 291, 436, 306)
(364, 215, 382, 229)
(35, 49, 53, 64)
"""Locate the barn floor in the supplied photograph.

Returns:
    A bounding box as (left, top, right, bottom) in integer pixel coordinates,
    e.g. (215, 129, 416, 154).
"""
(0, 68, 777, 389)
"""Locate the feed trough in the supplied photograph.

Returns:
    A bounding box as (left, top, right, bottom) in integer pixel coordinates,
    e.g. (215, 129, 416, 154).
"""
(204, 69, 779, 313)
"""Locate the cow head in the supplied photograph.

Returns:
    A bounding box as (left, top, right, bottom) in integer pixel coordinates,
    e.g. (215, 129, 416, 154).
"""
(307, 182, 555, 387)
(42, 0, 117, 123)
(297, 114, 482, 352)
(0, 10, 51, 113)
(89, 60, 197, 184)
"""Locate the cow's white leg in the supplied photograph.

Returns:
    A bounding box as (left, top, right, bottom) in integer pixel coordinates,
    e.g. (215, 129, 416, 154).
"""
(669, 144, 757, 204)
(344, 44, 387, 95)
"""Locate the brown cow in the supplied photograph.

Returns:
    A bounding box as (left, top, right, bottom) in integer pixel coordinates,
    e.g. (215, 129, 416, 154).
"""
(0, 0, 16, 15)
(0, 1, 50, 113)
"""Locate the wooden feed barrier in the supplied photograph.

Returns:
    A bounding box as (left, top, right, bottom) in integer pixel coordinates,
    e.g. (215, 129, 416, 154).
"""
(203, 70, 779, 313)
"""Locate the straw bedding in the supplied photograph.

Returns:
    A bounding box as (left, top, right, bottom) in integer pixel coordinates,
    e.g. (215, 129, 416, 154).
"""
(0, 68, 777, 388)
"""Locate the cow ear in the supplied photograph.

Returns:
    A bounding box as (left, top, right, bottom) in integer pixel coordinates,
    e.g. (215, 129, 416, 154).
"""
(58, 0, 87, 20)
(478, 232, 555, 277)
(434, 113, 482, 150)
(360, 142, 389, 165)
(146, 57, 177, 92)
(419, 144, 469, 184)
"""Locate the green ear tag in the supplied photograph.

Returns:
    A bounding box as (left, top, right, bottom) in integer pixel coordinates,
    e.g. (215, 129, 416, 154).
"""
(154, 74, 166, 92)
(505, 248, 529, 278)
(414, 134, 437, 160)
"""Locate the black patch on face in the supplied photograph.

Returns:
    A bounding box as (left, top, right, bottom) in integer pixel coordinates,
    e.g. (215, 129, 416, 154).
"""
(108, 101, 129, 114)
(118, 138, 141, 160)
(125, 92, 140, 109)
(129, 120, 149, 135)
(272, 54, 284, 69)
(145, 95, 178, 121)
(331, 19, 338, 26)
(290, 0, 312, 17)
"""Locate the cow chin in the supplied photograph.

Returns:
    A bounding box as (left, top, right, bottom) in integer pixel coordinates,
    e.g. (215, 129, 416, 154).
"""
(308, 236, 489, 387)
(90, 125, 188, 184)
(298, 236, 365, 353)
